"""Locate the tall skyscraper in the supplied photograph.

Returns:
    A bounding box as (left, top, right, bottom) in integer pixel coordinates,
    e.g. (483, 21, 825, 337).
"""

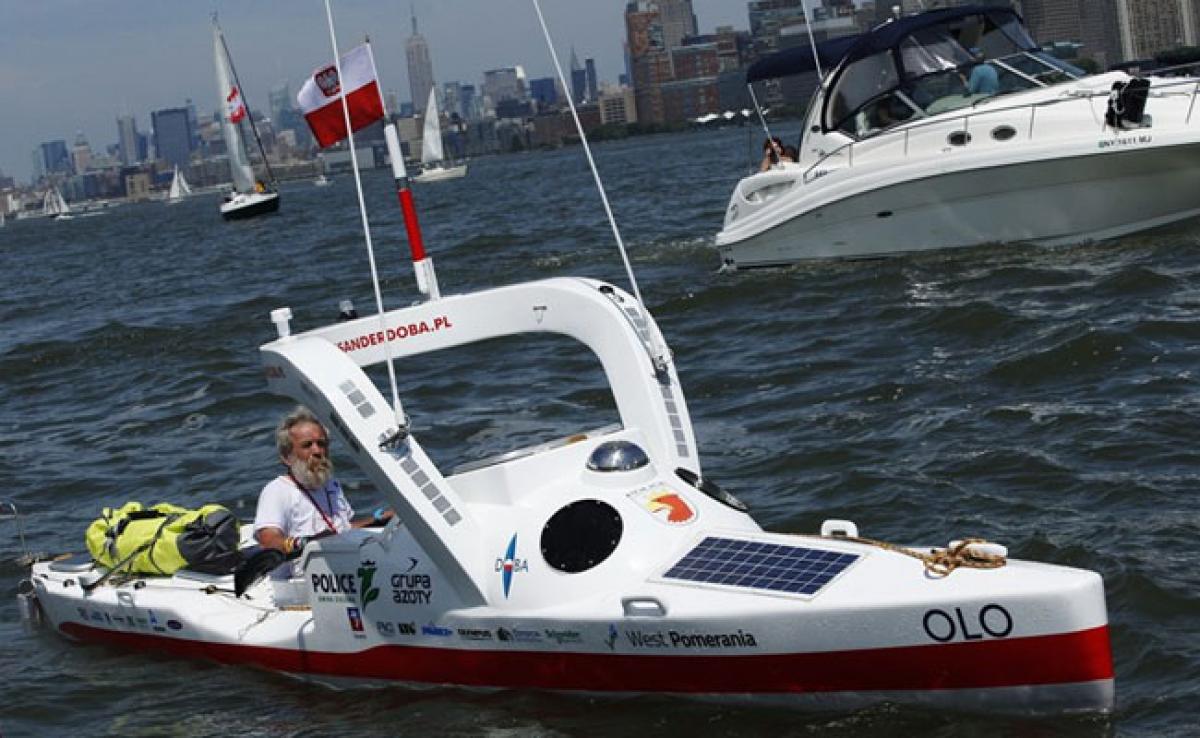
(268, 83, 292, 129)
(116, 114, 140, 166)
(406, 9, 435, 112)
(482, 67, 528, 105)
(459, 84, 478, 121)
(656, 0, 698, 49)
(626, 1, 670, 123)
(585, 59, 599, 103)
(570, 47, 587, 103)
(71, 130, 92, 174)
(151, 107, 194, 169)
(38, 140, 70, 177)
(529, 77, 559, 108)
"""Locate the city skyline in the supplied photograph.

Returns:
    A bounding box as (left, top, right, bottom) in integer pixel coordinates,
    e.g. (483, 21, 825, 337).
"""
(0, 1, 744, 183)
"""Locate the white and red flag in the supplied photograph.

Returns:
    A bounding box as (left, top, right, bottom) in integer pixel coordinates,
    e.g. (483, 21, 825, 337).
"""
(297, 44, 385, 148)
(225, 86, 246, 124)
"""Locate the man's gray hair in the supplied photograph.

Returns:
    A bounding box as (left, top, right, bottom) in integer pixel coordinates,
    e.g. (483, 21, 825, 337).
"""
(275, 405, 325, 458)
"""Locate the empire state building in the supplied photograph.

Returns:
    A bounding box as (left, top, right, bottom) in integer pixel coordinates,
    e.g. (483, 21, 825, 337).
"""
(406, 9, 435, 112)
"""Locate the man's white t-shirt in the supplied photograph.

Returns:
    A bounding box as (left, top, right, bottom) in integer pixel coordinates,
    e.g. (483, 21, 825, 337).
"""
(253, 475, 355, 540)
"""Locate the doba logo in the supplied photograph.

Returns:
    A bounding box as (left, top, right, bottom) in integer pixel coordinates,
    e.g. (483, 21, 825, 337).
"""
(358, 560, 381, 612)
(495, 533, 529, 598)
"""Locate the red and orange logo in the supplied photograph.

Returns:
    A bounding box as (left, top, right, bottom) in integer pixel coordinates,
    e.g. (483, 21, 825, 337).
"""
(630, 487, 696, 525)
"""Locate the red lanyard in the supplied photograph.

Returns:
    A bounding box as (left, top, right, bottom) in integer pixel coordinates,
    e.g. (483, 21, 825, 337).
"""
(289, 473, 339, 534)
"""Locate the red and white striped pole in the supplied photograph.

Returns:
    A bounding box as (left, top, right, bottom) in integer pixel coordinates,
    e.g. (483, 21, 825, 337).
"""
(384, 124, 440, 300)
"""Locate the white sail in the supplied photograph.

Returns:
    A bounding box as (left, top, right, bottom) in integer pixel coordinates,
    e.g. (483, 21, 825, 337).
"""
(420, 87, 445, 165)
(167, 166, 193, 202)
(42, 188, 70, 216)
(213, 22, 256, 194)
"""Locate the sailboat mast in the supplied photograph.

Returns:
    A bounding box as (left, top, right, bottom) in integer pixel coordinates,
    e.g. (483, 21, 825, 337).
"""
(218, 28, 278, 185)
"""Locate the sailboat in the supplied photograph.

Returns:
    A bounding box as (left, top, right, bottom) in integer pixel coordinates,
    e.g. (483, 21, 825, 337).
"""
(42, 187, 73, 220)
(166, 166, 193, 204)
(413, 87, 467, 183)
(213, 18, 280, 220)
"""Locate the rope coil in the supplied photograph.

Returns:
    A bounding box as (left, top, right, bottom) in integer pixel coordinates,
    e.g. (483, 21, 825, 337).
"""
(839, 535, 1007, 577)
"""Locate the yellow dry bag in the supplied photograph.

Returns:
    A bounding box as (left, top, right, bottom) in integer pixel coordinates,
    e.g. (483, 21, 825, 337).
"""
(85, 502, 240, 576)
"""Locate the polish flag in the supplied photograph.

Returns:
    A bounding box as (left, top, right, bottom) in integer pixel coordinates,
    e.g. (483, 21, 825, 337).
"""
(225, 87, 246, 124)
(297, 44, 385, 148)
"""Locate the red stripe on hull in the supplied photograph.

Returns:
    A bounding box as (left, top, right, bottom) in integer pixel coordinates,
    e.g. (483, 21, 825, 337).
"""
(58, 623, 1112, 694)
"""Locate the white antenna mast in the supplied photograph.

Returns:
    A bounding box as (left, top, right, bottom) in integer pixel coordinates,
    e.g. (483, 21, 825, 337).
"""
(800, 0, 823, 80)
(529, 0, 669, 370)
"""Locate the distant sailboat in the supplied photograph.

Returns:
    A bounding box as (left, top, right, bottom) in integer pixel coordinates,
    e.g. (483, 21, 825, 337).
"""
(42, 187, 73, 220)
(167, 166, 193, 204)
(213, 18, 280, 220)
(413, 87, 467, 183)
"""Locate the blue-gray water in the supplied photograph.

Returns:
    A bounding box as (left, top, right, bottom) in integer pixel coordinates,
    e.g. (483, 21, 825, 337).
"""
(1, 127, 1198, 736)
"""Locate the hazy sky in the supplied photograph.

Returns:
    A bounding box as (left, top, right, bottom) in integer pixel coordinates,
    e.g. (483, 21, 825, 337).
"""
(0, 0, 746, 183)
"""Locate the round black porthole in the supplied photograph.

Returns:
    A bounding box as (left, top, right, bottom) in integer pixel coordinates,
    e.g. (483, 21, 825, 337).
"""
(948, 130, 972, 146)
(991, 125, 1017, 141)
(540, 499, 623, 573)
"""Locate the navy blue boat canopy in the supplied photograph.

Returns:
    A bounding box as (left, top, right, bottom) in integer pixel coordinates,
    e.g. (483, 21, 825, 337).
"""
(745, 34, 861, 82)
(745, 5, 1026, 83)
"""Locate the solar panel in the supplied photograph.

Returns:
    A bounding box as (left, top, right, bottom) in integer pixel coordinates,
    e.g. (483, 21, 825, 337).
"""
(661, 536, 860, 597)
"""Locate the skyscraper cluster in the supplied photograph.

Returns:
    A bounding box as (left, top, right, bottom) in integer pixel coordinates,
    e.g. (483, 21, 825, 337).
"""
(10, 0, 1200, 202)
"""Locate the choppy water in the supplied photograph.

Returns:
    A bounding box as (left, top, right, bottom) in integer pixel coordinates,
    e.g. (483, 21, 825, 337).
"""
(1, 127, 1198, 736)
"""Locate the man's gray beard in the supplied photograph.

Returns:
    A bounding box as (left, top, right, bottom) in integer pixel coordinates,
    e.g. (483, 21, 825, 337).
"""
(290, 456, 333, 489)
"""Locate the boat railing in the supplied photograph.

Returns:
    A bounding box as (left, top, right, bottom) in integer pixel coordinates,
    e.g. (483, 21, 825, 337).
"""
(802, 76, 1200, 185)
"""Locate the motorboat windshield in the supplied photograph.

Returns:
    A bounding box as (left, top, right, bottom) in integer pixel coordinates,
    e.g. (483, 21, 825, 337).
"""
(822, 7, 1084, 138)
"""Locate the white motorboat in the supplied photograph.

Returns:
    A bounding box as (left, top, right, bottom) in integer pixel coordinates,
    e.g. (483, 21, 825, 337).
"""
(413, 87, 468, 183)
(213, 18, 280, 221)
(716, 5, 1200, 268)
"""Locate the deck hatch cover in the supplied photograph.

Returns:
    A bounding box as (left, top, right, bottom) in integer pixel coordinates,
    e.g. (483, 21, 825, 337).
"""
(662, 536, 858, 596)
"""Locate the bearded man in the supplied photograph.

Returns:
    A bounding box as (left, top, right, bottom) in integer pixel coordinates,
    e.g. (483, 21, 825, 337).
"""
(253, 406, 390, 557)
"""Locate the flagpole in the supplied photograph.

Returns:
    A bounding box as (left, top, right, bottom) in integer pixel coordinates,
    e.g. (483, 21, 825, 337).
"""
(321, 0, 407, 434)
(367, 48, 440, 300)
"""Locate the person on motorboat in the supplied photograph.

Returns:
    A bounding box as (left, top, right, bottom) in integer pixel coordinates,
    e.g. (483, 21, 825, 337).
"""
(964, 48, 1000, 95)
(759, 136, 785, 172)
(759, 137, 796, 171)
(253, 405, 392, 557)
